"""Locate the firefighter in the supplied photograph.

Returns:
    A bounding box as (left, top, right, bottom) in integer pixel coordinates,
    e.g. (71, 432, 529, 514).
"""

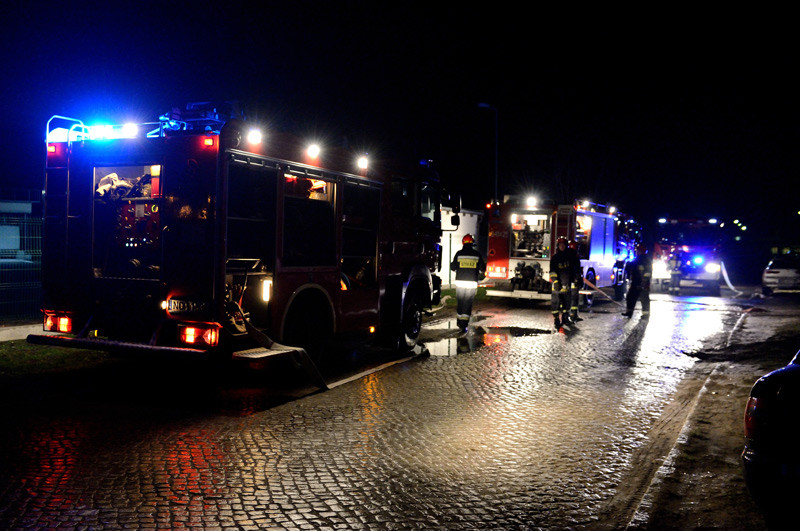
(623, 243, 652, 318)
(450, 234, 486, 332)
(550, 237, 580, 328)
(568, 240, 583, 322)
(668, 250, 683, 295)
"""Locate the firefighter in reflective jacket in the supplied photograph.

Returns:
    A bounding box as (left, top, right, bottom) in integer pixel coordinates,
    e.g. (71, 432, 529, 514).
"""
(623, 243, 652, 318)
(451, 234, 486, 332)
(568, 240, 583, 322)
(550, 237, 581, 328)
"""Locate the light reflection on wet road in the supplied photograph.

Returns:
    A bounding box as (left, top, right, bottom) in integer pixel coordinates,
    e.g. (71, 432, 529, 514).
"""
(0, 294, 751, 528)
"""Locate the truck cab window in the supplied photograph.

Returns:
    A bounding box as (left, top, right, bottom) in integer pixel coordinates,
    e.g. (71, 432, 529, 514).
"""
(419, 183, 439, 223)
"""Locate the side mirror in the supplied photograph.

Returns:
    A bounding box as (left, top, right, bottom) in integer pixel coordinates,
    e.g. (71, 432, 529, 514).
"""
(451, 214, 460, 227)
(442, 189, 461, 214)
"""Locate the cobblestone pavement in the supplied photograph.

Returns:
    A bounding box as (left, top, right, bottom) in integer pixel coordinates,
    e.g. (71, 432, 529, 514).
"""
(0, 293, 775, 529)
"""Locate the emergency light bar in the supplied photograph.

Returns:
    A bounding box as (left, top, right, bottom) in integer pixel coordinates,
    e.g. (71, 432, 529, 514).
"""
(46, 110, 370, 173)
(87, 123, 139, 140)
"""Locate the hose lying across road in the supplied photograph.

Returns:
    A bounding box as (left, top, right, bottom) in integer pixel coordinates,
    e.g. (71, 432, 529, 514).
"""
(581, 277, 626, 308)
(720, 261, 743, 297)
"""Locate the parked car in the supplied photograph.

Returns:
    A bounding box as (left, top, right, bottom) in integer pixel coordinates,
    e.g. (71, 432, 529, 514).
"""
(742, 351, 800, 526)
(762, 254, 800, 296)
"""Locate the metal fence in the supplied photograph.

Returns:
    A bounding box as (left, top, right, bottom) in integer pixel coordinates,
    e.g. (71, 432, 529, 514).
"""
(0, 216, 42, 322)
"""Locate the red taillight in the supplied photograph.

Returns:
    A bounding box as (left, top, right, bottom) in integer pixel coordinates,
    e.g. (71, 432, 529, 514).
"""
(46, 142, 67, 167)
(178, 324, 220, 347)
(58, 317, 72, 333)
(181, 326, 199, 344)
(744, 396, 761, 439)
(202, 137, 215, 147)
(43, 311, 72, 333)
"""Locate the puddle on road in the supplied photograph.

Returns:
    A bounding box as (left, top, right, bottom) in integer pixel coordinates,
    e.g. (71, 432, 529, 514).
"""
(423, 322, 551, 357)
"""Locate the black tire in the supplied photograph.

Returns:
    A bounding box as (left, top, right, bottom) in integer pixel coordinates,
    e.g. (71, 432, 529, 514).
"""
(398, 289, 424, 351)
(582, 271, 596, 308)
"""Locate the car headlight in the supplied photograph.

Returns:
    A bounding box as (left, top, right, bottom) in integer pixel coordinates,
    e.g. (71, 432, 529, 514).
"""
(705, 262, 721, 274)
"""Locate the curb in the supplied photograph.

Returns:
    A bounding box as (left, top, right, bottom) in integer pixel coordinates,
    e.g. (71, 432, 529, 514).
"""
(0, 324, 41, 342)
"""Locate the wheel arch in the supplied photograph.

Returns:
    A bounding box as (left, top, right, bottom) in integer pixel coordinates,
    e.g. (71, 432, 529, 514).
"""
(279, 283, 336, 342)
(402, 264, 433, 309)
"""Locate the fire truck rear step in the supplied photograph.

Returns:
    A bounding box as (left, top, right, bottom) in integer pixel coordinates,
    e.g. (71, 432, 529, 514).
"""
(232, 346, 301, 359)
(233, 342, 329, 391)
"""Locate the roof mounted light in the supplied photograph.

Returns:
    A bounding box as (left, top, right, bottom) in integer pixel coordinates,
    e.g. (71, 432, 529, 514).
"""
(357, 156, 369, 170)
(307, 144, 321, 158)
(247, 129, 262, 145)
(526, 196, 537, 208)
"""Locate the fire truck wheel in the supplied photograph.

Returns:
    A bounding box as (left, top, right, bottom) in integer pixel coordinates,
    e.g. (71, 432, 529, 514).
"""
(398, 290, 423, 351)
(582, 271, 596, 308)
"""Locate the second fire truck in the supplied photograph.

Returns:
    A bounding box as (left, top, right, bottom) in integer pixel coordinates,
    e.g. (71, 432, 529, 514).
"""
(652, 218, 724, 296)
(483, 196, 640, 303)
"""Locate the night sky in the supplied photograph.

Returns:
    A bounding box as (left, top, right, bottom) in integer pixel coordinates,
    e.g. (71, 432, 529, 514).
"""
(2, 4, 797, 251)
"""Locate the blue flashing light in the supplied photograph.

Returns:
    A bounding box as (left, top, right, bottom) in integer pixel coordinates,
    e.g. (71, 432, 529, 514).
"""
(692, 255, 704, 265)
(87, 123, 140, 140)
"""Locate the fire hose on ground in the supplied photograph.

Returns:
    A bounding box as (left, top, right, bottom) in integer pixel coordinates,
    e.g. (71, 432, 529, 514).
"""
(580, 277, 626, 308)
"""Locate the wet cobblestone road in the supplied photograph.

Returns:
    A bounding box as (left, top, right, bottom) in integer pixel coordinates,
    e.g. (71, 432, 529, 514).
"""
(0, 294, 755, 529)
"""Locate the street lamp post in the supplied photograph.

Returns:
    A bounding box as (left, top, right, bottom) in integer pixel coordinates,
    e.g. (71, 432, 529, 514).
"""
(478, 103, 498, 202)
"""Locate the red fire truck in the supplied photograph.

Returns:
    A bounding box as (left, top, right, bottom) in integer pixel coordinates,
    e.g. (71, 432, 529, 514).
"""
(29, 103, 457, 367)
(483, 197, 640, 303)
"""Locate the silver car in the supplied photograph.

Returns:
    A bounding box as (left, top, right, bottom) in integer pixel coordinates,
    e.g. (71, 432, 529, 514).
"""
(762, 254, 800, 295)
